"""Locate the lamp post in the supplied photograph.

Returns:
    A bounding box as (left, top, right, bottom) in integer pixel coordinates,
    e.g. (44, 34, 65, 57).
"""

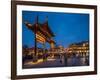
(34, 23, 37, 62)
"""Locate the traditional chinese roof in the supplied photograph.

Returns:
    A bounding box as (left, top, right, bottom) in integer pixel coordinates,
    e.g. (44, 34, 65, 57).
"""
(42, 22, 55, 37)
(24, 16, 56, 44)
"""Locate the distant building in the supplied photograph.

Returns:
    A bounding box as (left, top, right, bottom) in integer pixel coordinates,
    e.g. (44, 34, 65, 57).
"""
(23, 47, 44, 56)
(67, 41, 89, 56)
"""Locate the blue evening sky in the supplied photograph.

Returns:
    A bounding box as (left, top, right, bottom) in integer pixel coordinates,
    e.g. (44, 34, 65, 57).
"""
(22, 11, 89, 48)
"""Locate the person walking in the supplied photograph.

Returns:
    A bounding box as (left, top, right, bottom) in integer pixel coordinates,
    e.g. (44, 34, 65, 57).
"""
(64, 53, 68, 66)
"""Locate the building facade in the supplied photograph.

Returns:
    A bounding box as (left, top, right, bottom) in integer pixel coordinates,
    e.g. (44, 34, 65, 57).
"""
(67, 41, 89, 57)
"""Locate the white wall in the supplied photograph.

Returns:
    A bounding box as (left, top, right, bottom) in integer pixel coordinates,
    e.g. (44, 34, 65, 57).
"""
(0, 0, 99, 80)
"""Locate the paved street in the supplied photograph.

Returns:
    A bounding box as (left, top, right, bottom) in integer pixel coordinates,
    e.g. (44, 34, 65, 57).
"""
(67, 56, 89, 66)
(23, 56, 89, 69)
(23, 58, 65, 68)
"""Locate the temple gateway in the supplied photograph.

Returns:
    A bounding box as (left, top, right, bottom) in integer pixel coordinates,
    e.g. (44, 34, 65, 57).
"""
(24, 16, 55, 62)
